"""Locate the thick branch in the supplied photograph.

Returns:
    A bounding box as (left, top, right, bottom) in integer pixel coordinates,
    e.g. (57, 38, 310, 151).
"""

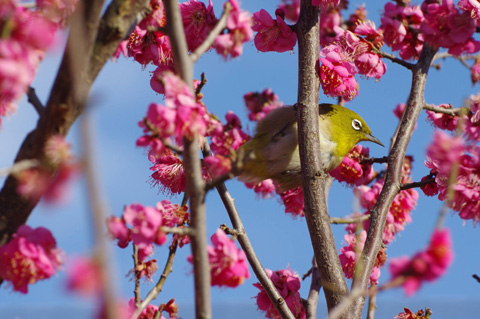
(296, 1, 348, 313)
(163, 1, 211, 318)
(0, 0, 150, 246)
(349, 44, 438, 318)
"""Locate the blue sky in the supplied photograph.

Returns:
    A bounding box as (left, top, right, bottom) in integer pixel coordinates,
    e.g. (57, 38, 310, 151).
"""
(1, 1, 479, 318)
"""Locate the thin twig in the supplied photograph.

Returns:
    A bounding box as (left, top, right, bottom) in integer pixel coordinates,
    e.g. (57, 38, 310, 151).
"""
(303, 259, 321, 319)
(423, 104, 469, 116)
(81, 111, 118, 319)
(366, 285, 377, 319)
(133, 245, 141, 306)
(161, 226, 192, 236)
(202, 144, 295, 319)
(131, 242, 178, 319)
(195, 73, 208, 96)
(400, 176, 435, 191)
(330, 214, 370, 225)
(27, 87, 45, 115)
(473, 274, 480, 283)
(360, 156, 388, 164)
(374, 49, 414, 70)
(190, 3, 232, 63)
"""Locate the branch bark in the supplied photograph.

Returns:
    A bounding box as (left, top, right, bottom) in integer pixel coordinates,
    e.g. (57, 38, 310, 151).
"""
(295, 1, 348, 313)
(348, 44, 438, 318)
(163, 1, 211, 318)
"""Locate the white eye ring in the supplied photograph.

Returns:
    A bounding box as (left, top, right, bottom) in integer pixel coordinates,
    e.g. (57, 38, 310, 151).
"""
(352, 119, 362, 131)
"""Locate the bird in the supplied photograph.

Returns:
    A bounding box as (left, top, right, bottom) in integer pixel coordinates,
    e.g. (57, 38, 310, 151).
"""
(237, 103, 383, 191)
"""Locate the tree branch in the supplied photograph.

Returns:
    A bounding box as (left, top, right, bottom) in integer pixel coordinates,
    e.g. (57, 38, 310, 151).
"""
(423, 103, 469, 116)
(163, 1, 211, 318)
(202, 145, 295, 319)
(296, 1, 348, 313)
(374, 49, 414, 70)
(303, 259, 321, 319)
(349, 44, 438, 318)
(27, 87, 45, 115)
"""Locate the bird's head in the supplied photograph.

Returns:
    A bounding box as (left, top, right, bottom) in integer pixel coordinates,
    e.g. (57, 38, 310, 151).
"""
(320, 103, 383, 160)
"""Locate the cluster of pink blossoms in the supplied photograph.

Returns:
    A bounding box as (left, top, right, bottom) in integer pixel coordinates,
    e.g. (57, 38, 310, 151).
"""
(116, 0, 252, 93)
(388, 229, 453, 296)
(425, 130, 480, 224)
(188, 229, 250, 287)
(251, 8, 297, 53)
(126, 297, 179, 319)
(0, 225, 63, 293)
(254, 268, 305, 319)
(0, 0, 76, 123)
(317, 21, 386, 101)
(330, 145, 375, 186)
(339, 157, 418, 284)
(243, 88, 283, 121)
(106, 200, 189, 272)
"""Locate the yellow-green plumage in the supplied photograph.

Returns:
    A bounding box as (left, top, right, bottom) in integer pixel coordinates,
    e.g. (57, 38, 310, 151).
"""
(238, 103, 382, 191)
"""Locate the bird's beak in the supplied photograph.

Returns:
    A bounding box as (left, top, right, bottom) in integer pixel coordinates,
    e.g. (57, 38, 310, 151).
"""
(365, 134, 384, 147)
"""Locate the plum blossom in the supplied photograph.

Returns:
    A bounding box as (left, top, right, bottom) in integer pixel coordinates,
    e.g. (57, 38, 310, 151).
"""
(244, 179, 276, 198)
(123, 203, 166, 250)
(471, 58, 480, 84)
(339, 229, 386, 284)
(209, 111, 250, 156)
(180, 0, 217, 52)
(66, 256, 101, 296)
(277, 0, 300, 23)
(150, 153, 187, 195)
(254, 268, 305, 319)
(379, 2, 424, 60)
(395, 307, 433, 319)
(203, 154, 232, 179)
(213, 0, 253, 59)
(243, 88, 283, 121)
(278, 187, 304, 217)
(388, 229, 453, 296)
(188, 229, 250, 287)
(312, 0, 340, 10)
(319, 8, 342, 46)
(317, 49, 359, 101)
(420, 0, 480, 56)
(106, 216, 131, 248)
(330, 145, 375, 186)
(0, 225, 63, 293)
(459, 0, 480, 25)
(252, 9, 297, 53)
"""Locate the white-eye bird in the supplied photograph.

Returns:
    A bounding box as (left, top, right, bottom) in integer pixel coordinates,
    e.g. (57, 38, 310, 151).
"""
(237, 103, 383, 191)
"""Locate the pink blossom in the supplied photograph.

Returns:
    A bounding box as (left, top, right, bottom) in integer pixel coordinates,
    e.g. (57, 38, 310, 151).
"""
(278, 187, 304, 217)
(209, 111, 250, 156)
(189, 229, 250, 287)
(277, 0, 300, 23)
(127, 298, 161, 319)
(425, 104, 459, 131)
(355, 52, 386, 79)
(213, 0, 253, 59)
(330, 145, 375, 186)
(254, 268, 305, 319)
(244, 179, 276, 198)
(156, 200, 189, 228)
(426, 130, 465, 173)
(339, 230, 386, 285)
(149, 64, 175, 94)
(320, 8, 342, 46)
(133, 259, 158, 280)
(106, 216, 131, 248)
(180, 0, 218, 52)
(420, 175, 439, 196)
(243, 88, 283, 121)
(204, 154, 232, 179)
(150, 154, 187, 195)
(459, 0, 480, 25)
(252, 9, 297, 53)
(317, 50, 359, 101)
(347, 5, 368, 32)
(66, 256, 101, 296)
(123, 203, 165, 251)
(421, 0, 480, 56)
(0, 225, 63, 293)
(471, 59, 480, 84)
(379, 2, 424, 60)
(44, 134, 72, 165)
(389, 229, 453, 296)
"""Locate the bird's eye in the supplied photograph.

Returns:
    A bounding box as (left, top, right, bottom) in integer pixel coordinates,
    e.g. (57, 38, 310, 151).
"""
(352, 119, 362, 131)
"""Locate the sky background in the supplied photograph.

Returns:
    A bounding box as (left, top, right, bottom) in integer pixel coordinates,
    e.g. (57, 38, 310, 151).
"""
(0, 0, 479, 318)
